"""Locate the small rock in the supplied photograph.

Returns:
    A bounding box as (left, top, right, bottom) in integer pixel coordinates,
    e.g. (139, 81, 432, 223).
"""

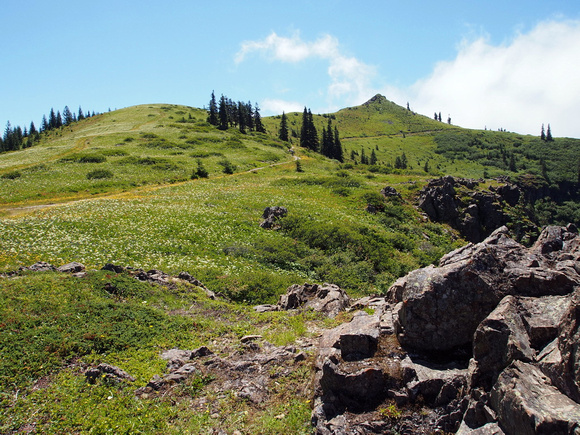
(240, 335, 262, 344)
(57, 262, 85, 273)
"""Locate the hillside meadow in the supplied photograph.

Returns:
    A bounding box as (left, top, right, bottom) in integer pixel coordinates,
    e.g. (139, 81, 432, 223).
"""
(2, 96, 580, 433)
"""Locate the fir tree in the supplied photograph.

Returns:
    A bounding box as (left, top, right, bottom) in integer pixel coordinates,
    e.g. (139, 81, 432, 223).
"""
(360, 148, 368, 165)
(237, 101, 247, 133)
(208, 91, 218, 126)
(41, 115, 48, 132)
(279, 112, 289, 141)
(546, 124, 553, 141)
(78, 106, 85, 120)
(218, 95, 228, 130)
(541, 124, 546, 141)
(370, 149, 377, 165)
(63, 106, 73, 125)
(254, 103, 265, 133)
(49, 108, 57, 129)
(300, 108, 318, 151)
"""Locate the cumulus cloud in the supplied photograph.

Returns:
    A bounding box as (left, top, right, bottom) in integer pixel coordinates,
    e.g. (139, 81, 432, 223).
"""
(235, 31, 376, 110)
(405, 20, 580, 137)
(260, 98, 304, 115)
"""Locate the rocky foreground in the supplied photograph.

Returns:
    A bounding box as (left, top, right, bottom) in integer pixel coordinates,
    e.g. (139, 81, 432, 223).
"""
(9, 224, 580, 434)
(312, 224, 580, 434)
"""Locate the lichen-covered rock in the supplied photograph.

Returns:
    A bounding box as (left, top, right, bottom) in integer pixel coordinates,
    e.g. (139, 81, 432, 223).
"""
(85, 363, 135, 384)
(490, 360, 580, 435)
(259, 206, 287, 229)
(388, 226, 580, 352)
(278, 283, 350, 318)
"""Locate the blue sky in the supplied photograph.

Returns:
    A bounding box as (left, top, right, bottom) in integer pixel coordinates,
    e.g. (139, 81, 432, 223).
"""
(2, 0, 580, 137)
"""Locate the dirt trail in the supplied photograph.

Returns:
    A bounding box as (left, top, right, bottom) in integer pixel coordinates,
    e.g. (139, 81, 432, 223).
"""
(0, 151, 301, 218)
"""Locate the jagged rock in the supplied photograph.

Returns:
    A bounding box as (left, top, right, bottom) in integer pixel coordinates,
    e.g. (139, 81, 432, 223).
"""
(519, 295, 571, 350)
(85, 363, 135, 384)
(22, 261, 56, 272)
(418, 176, 513, 242)
(102, 263, 125, 273)
(555, 290, 580, 402)
(469, 296, 535, 390)
(388, 226, 580, 351)
(259, 206, 287, 229)
(403, 357, 468, 407)
(456, 421, 505, 435)
(380, 186, 402, 199)
(57, 261, 85, 273)
(253, 304, 278, 313)
(490, 360, 580, 435)
(278, 283, 350, 318)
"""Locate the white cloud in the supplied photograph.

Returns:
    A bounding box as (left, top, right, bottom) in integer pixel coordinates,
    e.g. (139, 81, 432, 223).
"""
(404, 20, 580, 137)
(261, 98, 304, 115)
(235, 32, 376, 110)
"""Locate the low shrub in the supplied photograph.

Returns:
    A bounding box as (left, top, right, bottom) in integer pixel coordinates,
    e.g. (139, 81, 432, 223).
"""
(87, 169, 113, 179)
(1, 170, 22, 179)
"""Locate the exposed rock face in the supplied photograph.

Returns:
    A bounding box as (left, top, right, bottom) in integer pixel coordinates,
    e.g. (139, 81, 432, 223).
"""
(277, 283, 351, 318)
(313, 225, 580, 434)
(387, 226, 580, 352)
(380, 186, 402, 200)
(57, 261, 85, 274)
(490, 361, 580, 435)
(136, 340, 309, 405)
(418, 176, 515, 242)
(85, 363, 135, 384)
(259, 206, 288, 229)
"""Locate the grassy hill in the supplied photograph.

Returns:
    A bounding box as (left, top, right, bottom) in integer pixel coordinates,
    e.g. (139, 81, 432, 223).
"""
(1, 95, 580, 433)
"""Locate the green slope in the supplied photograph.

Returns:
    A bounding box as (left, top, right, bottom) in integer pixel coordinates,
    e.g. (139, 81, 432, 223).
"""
(2, 94, 580, 433)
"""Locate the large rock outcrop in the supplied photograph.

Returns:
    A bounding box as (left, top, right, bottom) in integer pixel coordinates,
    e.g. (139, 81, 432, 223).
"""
(418, 176, 515, 242)
(313, 225, 580, 434)
(387, 225, 580, 352)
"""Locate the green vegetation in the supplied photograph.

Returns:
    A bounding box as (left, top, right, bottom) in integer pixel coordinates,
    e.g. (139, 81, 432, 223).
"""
(1, 94, 580, 432)
(0, 270, 314, 434)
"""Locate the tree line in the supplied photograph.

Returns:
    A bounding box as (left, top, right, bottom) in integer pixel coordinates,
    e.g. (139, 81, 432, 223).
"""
(1, 106, 97, 153)
(207, 91, 265, 134)
(278, 108, 343, 162)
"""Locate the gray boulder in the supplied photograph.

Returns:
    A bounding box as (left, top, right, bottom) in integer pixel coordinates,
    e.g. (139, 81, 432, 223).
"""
(260, 206, 287, 229)
(388, 226, 580, 352)
(278, 283, 350, 318)
(85, 363, 135, 384)
(490, 360, 580, 435)
(57, 261, 85, 274)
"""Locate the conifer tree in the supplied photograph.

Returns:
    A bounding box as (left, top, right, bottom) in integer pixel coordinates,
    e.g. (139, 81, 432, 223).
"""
(41, 115, 48, 132)
(49, 108, 57, 129)
(370, 149, 377, 165)
(218, 95, 228, 130)
(541, 124, 546, 141)
(208, 91, 218, 126)
(237, 101, 247, 133)
(254, 103, 265, 133)
(63, 106, 73, 125)
(78, 106, 85, 120)
(279, 112, 289, 141)
(360, 148, 368, 165)
(546, 124, 553, 141)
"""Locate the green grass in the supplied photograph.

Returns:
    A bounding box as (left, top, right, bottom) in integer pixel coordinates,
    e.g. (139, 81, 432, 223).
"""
(2, 95, 578, 433)
(0, 270, 315, 434)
